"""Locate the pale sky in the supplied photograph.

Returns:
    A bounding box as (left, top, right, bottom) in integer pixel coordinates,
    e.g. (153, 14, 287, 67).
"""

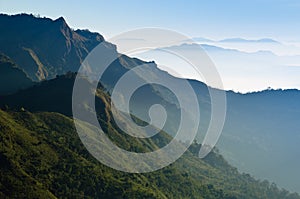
(1, 0, 300, 92)
(1, 0, 300, 41)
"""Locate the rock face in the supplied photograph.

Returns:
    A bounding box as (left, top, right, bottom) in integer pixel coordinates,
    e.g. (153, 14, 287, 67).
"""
(0, 14, 105, 81)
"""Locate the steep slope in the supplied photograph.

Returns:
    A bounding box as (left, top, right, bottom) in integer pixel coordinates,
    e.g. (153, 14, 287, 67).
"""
(0, 107, 299, 198)
(0, 13, 105, 81)
(0, 14, 192, 138)
(1, 73, 300, 198)
(0, 53, 34, 95)
(1, 13, 300, 193)
(104, 43, 300, 192)
(0, 72, 76, 116)
(219, 89, 300, 192)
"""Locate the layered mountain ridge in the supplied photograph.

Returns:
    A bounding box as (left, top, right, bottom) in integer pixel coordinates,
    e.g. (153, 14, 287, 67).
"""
(1, 13, 300, 197)
(1, 73, 299, 199)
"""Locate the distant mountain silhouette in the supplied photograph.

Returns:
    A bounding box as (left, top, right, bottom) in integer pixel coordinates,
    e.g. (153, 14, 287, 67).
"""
(219, 38, 280, 43)
(139, 42, 300, 92)
(187, 37, 280, 44)
(158, 43, 276, 56)
(189, 37, 215, 42)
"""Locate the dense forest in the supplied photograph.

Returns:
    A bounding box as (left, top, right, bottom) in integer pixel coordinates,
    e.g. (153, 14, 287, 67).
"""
(0, 74, 299, 198)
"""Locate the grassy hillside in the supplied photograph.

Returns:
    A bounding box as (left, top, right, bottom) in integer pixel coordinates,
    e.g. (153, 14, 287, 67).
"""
(0, 93, 299, 198)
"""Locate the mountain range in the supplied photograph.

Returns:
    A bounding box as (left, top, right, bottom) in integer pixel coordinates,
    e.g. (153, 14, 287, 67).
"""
(135, 43, 300, 92)
(134, 43, 300, 192)
(188, 37, 280, 44)
(219, 38, 280, 43)
(0, 13, 300, 198)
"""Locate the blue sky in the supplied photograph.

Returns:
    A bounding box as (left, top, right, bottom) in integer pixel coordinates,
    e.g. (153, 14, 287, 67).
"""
(2, 0, 300, 92)
(1, 0, 300, 41)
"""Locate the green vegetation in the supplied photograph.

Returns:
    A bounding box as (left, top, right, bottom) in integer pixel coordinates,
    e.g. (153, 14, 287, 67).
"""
(0, 107, 299, 198)
(1, 13, 300, 198)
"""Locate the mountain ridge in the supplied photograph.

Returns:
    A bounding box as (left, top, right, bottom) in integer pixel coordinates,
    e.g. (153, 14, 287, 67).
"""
(1, 73, 299, 198)
(0, 13, 105, 81)
(1, 13, 300, 194)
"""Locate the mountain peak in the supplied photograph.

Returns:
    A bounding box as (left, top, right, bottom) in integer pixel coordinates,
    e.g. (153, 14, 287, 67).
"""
(55, 16, 66, 22)
(0, 13, 105, 81)
(75, 29, 104, 42)
(53, 16, 69, 32)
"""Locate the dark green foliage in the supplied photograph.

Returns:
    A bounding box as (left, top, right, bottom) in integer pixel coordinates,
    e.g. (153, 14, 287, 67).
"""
(0, 72, 299, 198)
(0, 73, 77, 116)
(0, 108, 299, 198)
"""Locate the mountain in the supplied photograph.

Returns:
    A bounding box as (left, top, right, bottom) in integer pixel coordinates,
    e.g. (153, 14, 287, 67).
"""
(190, 37, 215, 43)
(0, 53, 34, 95)
(1, 73, 299, 199)
(122, 42, 300, 192)
(0, 13, 106, 81)
(1, 13, 300, 195)
(153, 43, 276, 56)
(219, 38, 280, 44)
(220, 89, 300, 192)
(138, 43, 300, 92)
(0, 13, 186, 145)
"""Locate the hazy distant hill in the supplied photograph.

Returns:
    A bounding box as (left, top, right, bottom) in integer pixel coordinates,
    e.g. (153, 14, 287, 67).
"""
(219, 38, 280, 43)
(140, 43, 300, 192)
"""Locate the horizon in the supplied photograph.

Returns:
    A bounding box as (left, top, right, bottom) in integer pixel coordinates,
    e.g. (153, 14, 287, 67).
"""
(1, 0, 300, 92)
